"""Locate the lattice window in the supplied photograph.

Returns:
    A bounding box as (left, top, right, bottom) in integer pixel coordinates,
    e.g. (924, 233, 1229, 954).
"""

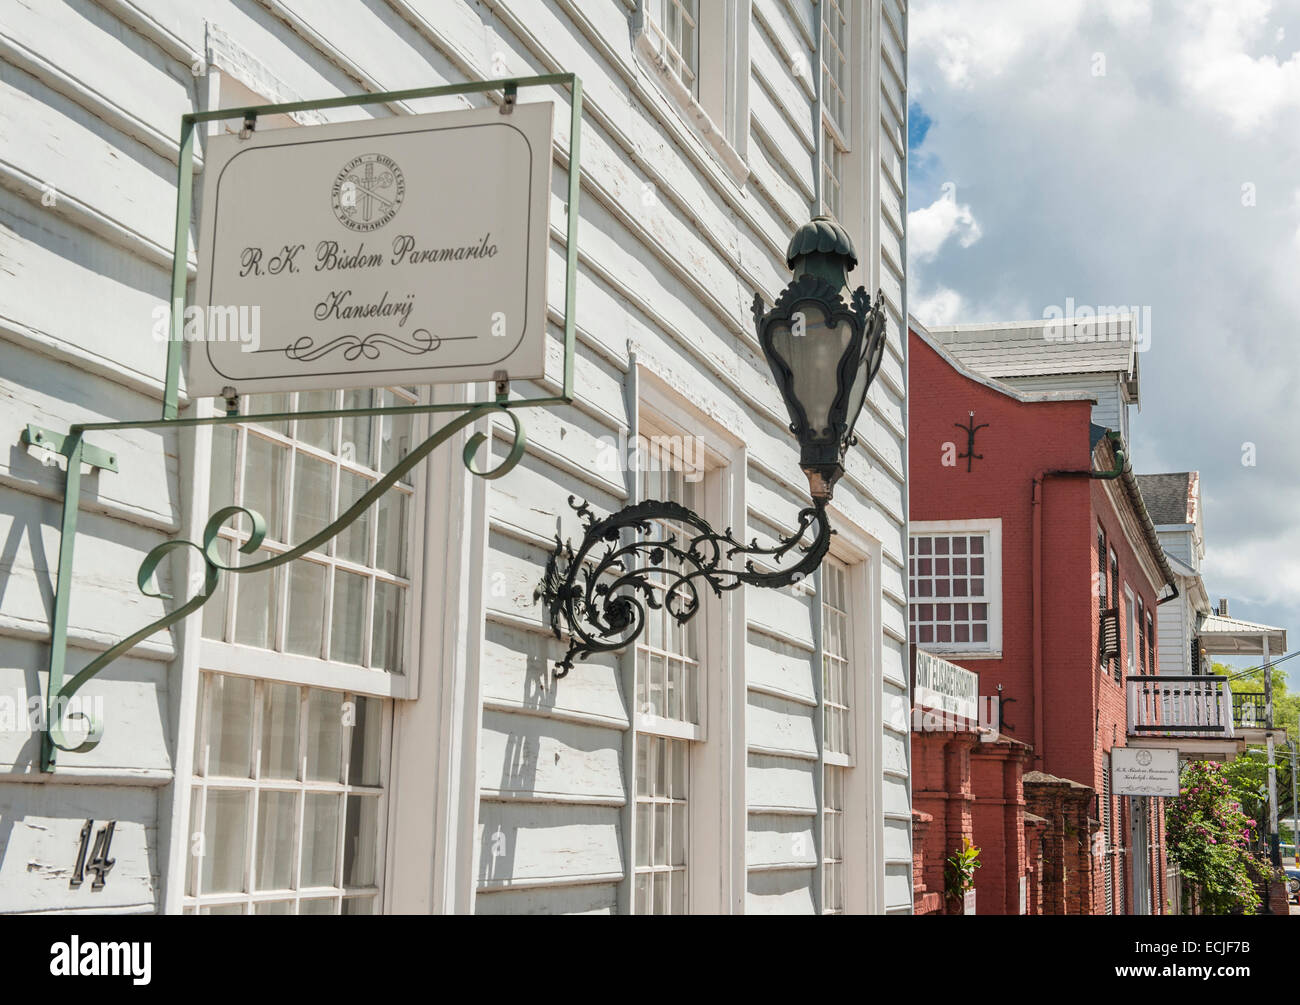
(202, 387, 417, 673)
(184, 673, 388, 914)
(822, 764, 846, 914)
(632, 445, 705, 913)
(909, 534, 992, 647)
(822, 558, 852, 757)
(821, 0, 850, 136)
(646, 0, 700, 95)
(634, 735, 689, 914)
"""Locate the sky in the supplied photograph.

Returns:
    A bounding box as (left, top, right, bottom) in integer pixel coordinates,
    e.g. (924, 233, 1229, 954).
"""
(906, 0, 1300, 683)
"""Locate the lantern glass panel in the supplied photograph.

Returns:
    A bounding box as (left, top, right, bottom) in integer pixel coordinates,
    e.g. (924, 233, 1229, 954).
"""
(842, 319, 881, 446)
(767, 302, 855, 444)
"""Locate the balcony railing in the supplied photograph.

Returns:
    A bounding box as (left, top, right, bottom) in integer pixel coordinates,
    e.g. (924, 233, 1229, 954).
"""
(1127, 675, 1235, 738)
(1232, 692, 1267, 729)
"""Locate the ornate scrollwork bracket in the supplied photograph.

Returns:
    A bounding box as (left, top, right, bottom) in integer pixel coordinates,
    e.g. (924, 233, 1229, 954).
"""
(29, 402, 526, 771)
(534, 496, 832, 677)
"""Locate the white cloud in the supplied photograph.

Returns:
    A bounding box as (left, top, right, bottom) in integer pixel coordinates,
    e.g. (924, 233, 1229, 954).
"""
(1176, 0, 1300, 131)
(910, 0, 1152, 89)
(911, 287, 966, 327)
(910, 0, 1300, 640)
(908, 192, 982, 263)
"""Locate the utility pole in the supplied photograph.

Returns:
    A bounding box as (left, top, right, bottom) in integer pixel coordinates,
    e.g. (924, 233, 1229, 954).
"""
(1265, 634, 1281, 866)
(1291, 742, 1297, 868)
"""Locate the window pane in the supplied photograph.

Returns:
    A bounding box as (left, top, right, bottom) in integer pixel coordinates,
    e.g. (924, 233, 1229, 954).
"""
(285, 561, 327, 657)
(186, 786, 202, 896)
(244, 392, 290, 436)
(636, 802, 651, 867)
(255, 790, 297, 891)
(209, 425, 238, 513)
(342, 897, 375, 915)
(330, 569, 367, 665)
(201, 537, 231, 642)
(233, 559, 279, 650)
(348, 696, 384, 787)
(344, 795, 379, 887)
(242, 436, 286, 540)
(253, 900, 293, 915)
(260, 683, 300, 780)
(379, 391, 414, 483)
(202, 789, 249, 894)
(301, 793, 340, 888)
(340, 390, 373, 466)
(375, 491, 408, 576)
(297, 390, 336, 452)
(292, 453, 333, 547)
(300, 897, 337, 915)
(337, 471, 371, 564)
(305, 689, 344, 782)
(371, 581, 405, 674)
(207, 674, 253, 777)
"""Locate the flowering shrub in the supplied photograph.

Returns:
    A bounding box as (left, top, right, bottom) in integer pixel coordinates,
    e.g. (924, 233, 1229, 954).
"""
(1165, 760, 1268, 914)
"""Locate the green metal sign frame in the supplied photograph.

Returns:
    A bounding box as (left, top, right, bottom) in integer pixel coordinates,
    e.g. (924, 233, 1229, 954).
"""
(28, 73, 582, 771)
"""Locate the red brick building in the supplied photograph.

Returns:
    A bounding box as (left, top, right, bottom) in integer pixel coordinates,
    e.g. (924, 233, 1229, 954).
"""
(908, 320, 1180, 914)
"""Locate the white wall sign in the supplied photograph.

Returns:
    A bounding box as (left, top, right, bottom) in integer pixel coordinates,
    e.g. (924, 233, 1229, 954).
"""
(914, 649, 979, 723)
(1112, 746, 1180, 797)
(963, 889, 976, 915)
(1019, 875, 1027, 915)
(188, 102, 553, 396)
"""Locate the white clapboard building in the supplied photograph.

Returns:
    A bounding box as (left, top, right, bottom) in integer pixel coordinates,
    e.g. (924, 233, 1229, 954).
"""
(0, 0, 911, 914)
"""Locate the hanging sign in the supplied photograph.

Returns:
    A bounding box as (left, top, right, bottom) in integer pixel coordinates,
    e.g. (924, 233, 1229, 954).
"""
(1111, 746, 1180, 797)
(187, 102, 553, 396)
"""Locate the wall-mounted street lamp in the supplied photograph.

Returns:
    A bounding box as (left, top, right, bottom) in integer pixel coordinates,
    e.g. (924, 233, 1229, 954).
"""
(536, 217, 887, 676)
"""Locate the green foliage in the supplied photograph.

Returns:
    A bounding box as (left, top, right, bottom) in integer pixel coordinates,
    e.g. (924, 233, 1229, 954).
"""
(1165, 760, 1268, 914)
(944, 836, 981, 901)
(1224, 661, 1300, 742)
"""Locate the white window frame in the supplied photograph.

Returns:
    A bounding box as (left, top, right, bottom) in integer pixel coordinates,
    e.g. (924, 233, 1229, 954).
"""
(819, 0, 852, 220)
(165, 54, 445, 914)
(628, 365, 746, 914)
(634, 0, 751, 179)
(182, 673, 391, 915)
(820, 501, 885, 915)
(908, 519, 1003, 659)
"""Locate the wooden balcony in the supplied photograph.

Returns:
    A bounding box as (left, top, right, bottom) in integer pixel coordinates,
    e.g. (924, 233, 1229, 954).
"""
(1232, 693, 1266, 730)
(1127, 675, 1235, 739)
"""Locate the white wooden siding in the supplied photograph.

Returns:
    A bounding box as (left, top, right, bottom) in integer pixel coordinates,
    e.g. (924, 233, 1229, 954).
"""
(0, 0, 908, 914)
(997, 373, 1127, 438)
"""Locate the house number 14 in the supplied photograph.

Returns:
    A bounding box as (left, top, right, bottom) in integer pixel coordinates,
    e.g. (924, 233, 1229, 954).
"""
(71, 819, 116, 889)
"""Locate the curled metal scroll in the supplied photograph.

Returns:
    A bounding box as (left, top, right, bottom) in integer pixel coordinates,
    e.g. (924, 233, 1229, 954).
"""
(47, 403, 526, 757)
(534, 497, 831, 677)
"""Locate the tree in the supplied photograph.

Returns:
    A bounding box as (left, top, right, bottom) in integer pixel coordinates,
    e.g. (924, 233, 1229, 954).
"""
(1165, 760, 1268, 914)
(1224, 661, 1300, 825)
(1224, 661, 1300, 741)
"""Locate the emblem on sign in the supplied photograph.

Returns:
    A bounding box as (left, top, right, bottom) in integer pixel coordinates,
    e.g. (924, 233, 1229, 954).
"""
(332, 153, 405, 232)
(1136, 749, 1152, 766)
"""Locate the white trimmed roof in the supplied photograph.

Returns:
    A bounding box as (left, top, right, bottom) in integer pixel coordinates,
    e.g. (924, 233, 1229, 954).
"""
(1198, 614, 1287, 656)
(924, 316, 1138, 378)
(909, 318, 1098, 404)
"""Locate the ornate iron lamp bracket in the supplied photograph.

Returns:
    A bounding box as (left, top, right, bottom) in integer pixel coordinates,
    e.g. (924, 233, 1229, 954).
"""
(535, 496, 832, 677)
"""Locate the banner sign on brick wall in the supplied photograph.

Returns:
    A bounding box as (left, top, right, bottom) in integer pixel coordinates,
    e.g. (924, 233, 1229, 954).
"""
(914, 648, 979, 723)
(188, 102, 553, 396)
